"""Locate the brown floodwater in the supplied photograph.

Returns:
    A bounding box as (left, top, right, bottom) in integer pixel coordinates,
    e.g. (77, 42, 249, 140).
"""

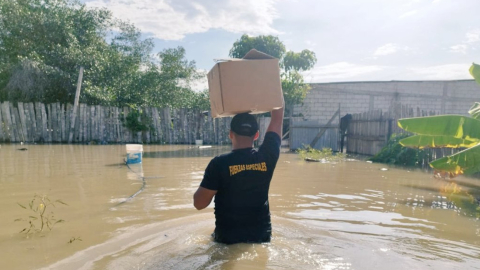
(1, 144, 480, 270)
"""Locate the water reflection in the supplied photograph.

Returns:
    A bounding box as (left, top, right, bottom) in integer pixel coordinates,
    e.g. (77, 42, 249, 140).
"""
(404, 180, 480, 217)
(439, 181, 480, 218)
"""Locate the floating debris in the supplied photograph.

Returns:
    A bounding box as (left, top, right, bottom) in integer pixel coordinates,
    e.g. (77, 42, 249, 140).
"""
(305, 157, 328, 163)
(380, 168, 388, 171)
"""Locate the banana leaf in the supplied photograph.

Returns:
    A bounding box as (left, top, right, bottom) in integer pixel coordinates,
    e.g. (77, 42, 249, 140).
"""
(397, 115, 480, 141)
(430, 143, 480, 175)
(470, 63, 480, 85)
(399, 135, 478, 149)
(468, 102, 480, 120)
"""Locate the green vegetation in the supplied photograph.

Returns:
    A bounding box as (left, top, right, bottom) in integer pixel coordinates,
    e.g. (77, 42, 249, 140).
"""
(15, 194, 67, 234)
(397, 63, 480, 177)
(370, 133, 433, 167)
(297, 146, 345, 162)
(123, 110, 152, 133)
(229, 35, 317, 115)
(471, 63, 480, 85)
(0, 0, 206, 109)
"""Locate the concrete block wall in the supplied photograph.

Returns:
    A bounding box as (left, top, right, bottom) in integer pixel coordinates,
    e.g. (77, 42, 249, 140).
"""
(295, 80, 480, 124)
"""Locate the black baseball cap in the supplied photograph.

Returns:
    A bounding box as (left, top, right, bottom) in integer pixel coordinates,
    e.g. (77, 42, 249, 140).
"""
(230, 113, 258, 137)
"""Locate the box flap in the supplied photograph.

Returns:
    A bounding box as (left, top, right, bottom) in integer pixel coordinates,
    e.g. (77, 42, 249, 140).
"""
(242, 49, 276, 60)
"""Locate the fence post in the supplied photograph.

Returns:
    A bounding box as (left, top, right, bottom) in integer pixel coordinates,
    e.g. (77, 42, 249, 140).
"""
(69, 66, 84, 143)
(387, 119, 393, 142)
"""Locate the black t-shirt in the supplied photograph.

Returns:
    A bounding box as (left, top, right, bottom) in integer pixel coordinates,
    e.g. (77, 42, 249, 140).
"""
(200, 132, 281, 244)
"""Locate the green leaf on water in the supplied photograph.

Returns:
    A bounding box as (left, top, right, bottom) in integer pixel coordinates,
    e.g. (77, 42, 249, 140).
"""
(17, 203, 27, 209)
(19, 228, 26, 233)
(54, 220, 65, 224)
(14, 218, 23, 222)
(28, 216, 38, 220)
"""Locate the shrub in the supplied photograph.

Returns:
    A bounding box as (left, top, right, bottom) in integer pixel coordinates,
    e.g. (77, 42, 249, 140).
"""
(370, 133, 433, 167)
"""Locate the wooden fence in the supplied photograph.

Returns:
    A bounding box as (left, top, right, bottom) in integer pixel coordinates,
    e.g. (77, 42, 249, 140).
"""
(0, 101, 234, 144)
(346, 104, 460, 165)
(346, 104, 440, 155)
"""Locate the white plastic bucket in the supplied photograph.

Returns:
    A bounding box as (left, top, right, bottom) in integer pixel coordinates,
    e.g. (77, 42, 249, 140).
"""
(126, 144, 143, 164)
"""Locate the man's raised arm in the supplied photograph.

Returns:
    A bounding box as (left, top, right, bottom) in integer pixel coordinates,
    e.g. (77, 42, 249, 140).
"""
(266, 106, 284, 138)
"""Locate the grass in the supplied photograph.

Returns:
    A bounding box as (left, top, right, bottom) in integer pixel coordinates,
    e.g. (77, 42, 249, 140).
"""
(15, 194, 67, 234)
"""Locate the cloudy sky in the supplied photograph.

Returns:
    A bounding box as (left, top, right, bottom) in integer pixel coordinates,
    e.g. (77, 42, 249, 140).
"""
(84, 0, 479, 84)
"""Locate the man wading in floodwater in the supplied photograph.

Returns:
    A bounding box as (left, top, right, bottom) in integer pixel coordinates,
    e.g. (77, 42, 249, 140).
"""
(193, 106, 284, 244)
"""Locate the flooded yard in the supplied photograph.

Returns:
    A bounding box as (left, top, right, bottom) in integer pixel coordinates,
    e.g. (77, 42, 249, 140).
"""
(1, 144, 480, 270)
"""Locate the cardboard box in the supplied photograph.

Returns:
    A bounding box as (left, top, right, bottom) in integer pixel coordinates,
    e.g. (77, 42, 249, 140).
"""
(207, 49, 283, 118)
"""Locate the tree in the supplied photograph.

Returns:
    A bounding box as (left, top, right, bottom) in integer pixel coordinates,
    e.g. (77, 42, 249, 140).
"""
(0, 0, 202, 110)
(397, 63, 480, 177)
(154, 47, 201, 108)
(230, 35, 285, 59)
(229, 35, 317, 115)
(283, 50, 317, 72)
(281, 71, 309, 106)
(0, 0, 114, 103)
(189, 90, 211, 111)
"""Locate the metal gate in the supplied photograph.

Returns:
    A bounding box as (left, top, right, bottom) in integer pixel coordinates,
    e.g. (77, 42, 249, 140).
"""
(289, 120, 339, 151)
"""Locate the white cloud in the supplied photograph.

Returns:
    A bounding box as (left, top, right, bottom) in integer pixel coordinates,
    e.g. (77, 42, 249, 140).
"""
(408, 64, 471, 80)
(374, 44, 398, 56)
(466, 29, 480, 44)
(191, 71, 209, 92)
(449, 44, 467, 54)
(449, 29, 480, 54)
(85, 0, 280, 40)
(303, 62, 385, 82)
(304, 40, 317, 48)
(374, 43, 409, 56)
(399, 10, 418, 19)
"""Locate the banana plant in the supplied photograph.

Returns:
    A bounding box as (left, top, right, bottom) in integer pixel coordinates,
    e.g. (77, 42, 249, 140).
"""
(397, 63, 480, 177)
